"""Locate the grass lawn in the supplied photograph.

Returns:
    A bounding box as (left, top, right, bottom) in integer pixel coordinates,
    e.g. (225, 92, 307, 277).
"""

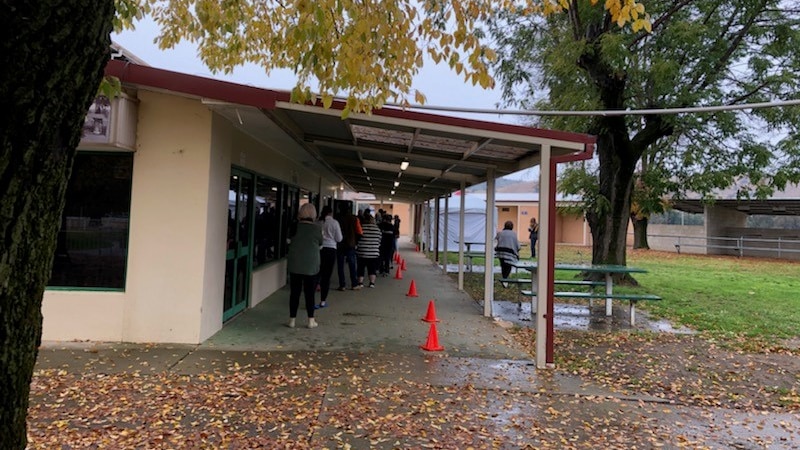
(437, 245, 800, 343)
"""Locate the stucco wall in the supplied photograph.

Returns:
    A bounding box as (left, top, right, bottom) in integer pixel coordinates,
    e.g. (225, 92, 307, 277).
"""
(706, 205, 747, 256)
(43, 89, 342, 344)
(364, 201, 412, 236)
(43, 90, 216, 343)
(123, 91, 215, 343)
(558, 214, 587, 245)
(647, 224, 706, 254)
(497, 205, 518, 236)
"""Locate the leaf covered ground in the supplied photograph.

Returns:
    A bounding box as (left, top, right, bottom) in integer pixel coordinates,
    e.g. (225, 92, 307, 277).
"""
(27, 332, 800, 449)
(511, 328, 800, 412)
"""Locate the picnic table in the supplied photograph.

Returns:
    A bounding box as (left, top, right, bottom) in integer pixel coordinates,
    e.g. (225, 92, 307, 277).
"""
(453, 241, 487, 272)
(454, 240, 529, 272)
(507, 261, 661, 325)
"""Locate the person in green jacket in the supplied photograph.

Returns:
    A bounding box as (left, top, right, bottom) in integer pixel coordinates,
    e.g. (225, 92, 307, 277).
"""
(287, 203, 323, 328)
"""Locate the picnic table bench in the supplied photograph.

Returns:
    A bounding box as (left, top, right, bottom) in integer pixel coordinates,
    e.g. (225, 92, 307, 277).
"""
(499, 278, 605, 288)
(509, 262, 661, 325)
(519, 289, 661, 325)
(454, 241, 528, 272)
(464, 252, 486, 272)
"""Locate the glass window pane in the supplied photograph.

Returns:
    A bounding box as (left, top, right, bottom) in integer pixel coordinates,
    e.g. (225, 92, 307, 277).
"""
(49, 153, 133, 289)
(254, 177, 281, 267)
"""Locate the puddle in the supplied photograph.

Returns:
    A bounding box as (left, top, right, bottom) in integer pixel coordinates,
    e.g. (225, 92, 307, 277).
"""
(492, 300, 695, 334)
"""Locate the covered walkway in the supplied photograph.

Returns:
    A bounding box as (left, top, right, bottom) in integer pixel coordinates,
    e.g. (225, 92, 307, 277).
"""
(202, 238, 528, 359)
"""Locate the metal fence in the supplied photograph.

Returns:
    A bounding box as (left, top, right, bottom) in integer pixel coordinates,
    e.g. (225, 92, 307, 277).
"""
(643, 233, 800, 259)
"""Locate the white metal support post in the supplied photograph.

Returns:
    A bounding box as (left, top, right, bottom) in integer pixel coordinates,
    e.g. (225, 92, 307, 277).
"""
(457, 181, 466, 291)
(483, 168, 496, 317)
(422, 200, 431, 252)
(434, 196, 441, 265)
(537, 145, 553, 369)
(443, 194, 449, 273)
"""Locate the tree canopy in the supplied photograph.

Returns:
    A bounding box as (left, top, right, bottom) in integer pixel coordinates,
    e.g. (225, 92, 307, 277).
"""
(117, 0, 650, 114)
(487, 0, 800, 257)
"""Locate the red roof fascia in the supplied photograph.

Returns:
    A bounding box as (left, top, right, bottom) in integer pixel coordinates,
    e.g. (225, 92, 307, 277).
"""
(104, 60, 596, 147)
(104, 59, 278, 110)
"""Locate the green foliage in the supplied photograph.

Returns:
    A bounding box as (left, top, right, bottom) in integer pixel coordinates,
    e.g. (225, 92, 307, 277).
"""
(112, 1, 649, 115)
(488, 0, 800, 223)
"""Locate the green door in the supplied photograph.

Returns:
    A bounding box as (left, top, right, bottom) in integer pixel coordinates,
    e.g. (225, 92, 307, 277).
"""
(224, 170, 254, 321)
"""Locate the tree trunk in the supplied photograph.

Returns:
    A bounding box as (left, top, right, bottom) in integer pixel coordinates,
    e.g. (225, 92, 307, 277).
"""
(0, 2, 114, 448)
(632, 215, 650, 249)
(585, 119, 637, 267)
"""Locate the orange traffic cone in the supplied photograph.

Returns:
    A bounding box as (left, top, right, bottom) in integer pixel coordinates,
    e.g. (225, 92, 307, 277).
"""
(420, 322, 444, 351)
(415, 244, 420, 252)
(406, 279, 419, 297)
(394, 252, 400, 263)
(400, 259, 407, 271)
(422, 300, 440, 323)
(394, 266, 403, 280)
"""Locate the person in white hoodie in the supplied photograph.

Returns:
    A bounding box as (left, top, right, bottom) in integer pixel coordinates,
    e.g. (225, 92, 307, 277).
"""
(317, 205, 342, 308)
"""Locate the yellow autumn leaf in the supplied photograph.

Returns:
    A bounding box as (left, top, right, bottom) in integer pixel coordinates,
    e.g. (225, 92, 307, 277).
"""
(126, 0, 649, 114)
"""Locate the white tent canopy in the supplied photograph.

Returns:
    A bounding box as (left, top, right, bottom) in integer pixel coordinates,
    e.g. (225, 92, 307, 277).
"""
(430, 194, 496, 252)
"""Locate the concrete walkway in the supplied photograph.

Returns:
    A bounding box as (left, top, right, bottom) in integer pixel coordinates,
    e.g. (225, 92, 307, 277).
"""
(33, 239, 799, 448)
(199, 239, 525, 358)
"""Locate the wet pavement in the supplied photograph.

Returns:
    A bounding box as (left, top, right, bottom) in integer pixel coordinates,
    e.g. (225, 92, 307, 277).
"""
(32, 239, 799, 448)
(491, 299, 695, 333)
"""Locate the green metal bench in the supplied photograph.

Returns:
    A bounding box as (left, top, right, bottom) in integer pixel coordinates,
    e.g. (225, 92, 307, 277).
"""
(501, 278, 605, 285)
(499, 279, 605, 289)
(519, 290, 661, 325)
(464, 252, 487, 272)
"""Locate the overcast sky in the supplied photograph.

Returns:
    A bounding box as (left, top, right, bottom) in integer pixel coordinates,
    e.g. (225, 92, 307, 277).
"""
(110, 19, 520, 122)
(111, 19, 537, 180)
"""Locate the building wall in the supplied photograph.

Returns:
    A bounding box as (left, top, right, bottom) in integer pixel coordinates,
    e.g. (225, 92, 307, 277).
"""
(558, 214, 588, 245)
(494, 202, 588, 247)
(646, 224, 706, 254)
(518, 205, 539, 244)
(647, 223, 800, 260)
(200, 115, 233, 341)
(218, 115, 337, 311)
(364, 201, 412, 236)
(496, 205, 518, 237)
(706, 205, 747, 256)
(43, 90, 215, 343)
(43, 90, 341, 344)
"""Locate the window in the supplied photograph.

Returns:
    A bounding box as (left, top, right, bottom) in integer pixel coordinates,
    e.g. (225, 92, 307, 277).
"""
(236, 170, 316, 268)
(49, 153, 133, 289)
(253, 178, 281, 267)
(280, 186, 300, 258)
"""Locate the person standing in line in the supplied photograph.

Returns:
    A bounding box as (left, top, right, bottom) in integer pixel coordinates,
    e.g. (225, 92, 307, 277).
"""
(336, 208, 360, 290)
(392, 215, 401, 259)
(355, 212, 382, 288)
(317, 205, 342, 308)
(528, 217, 539, 258)
(378, 214, 395, 276)
(287, 203, 323, 328)
(495, 220, 521, 287)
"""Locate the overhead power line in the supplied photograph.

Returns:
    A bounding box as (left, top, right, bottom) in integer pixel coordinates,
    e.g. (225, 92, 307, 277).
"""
(396, 98, 800, 117)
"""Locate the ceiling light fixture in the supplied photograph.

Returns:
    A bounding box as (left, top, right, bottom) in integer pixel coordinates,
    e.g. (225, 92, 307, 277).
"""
(400, 161, 410, 171)
(393, 181, 400, 187)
